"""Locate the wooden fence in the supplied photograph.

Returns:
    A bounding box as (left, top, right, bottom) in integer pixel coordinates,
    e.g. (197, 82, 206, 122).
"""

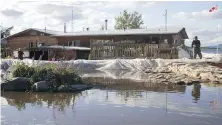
(90, 42, 178, 59)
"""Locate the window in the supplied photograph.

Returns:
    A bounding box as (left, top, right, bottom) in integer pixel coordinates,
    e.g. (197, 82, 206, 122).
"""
(164, 39, 168, 43)
(37, 42, 44, 47)
(174, 40, 177, 44)
(75, 40, 80, 46)
(151, 41, 157, 44)
(68, 40, 80, 46)
(68, 41, 72, 46)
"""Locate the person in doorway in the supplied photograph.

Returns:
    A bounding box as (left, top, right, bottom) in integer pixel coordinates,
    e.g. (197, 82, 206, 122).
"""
(191, 36, 202, 59)
(18, 48, 24, 60)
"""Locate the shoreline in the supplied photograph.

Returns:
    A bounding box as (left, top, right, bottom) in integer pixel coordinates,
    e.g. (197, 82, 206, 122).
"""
(1, 57, 222, 93)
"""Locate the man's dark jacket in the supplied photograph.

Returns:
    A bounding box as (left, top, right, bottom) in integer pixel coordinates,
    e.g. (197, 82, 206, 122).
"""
(192, 40, 201, 48)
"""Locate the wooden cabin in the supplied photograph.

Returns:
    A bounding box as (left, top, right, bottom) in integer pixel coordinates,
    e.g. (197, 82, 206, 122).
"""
(53, 27, 189, 59)
(1, 28, 90, 60)
(1, 27, 189, 60)
(1, 28, 59, 58)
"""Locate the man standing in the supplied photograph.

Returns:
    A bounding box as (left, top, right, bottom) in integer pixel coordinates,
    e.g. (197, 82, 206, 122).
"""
(192, 36, 202, 59)
(18, 48, 24, 60)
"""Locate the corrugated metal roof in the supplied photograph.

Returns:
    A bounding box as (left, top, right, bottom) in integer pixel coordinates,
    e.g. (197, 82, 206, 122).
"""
(53, 27, 185, 37)
(1, 27, 187, 41)
(38, 45, 90, 50)
(32, 28, 64, 35)
(1, 28, 63, 41)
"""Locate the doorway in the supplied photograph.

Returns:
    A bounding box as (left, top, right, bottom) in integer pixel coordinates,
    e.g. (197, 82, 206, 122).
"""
(29, 51, 48, 60)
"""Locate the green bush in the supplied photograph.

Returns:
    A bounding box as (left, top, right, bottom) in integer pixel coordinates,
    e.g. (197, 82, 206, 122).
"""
(12, 62, 35, 78)
(30, 68, 48, 84)
(11, 63, 83, 90)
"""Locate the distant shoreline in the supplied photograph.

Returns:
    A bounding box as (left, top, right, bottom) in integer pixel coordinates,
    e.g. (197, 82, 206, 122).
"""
(201, 47, 222, 49)
(187, 47, 222, 50)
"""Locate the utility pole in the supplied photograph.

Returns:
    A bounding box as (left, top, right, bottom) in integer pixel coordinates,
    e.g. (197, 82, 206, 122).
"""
(72, 5, 74, 32)
(165, 9, 167, 31)
(0, 26, 2, 57)
(216, 3, 219, 54)
(0, 25, 2, 44)
(44, 16, 47, 32)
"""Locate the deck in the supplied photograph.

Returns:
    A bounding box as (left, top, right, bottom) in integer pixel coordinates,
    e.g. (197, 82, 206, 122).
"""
(90, 42, 179, 60)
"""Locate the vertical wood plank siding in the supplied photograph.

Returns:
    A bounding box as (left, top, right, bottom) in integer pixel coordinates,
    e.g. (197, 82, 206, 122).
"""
(90, 41, 178, 59)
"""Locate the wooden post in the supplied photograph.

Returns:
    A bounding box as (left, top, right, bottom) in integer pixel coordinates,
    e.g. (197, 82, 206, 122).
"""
(150, 36, 152, 43)
(47, 50, 49, 60)
(90, 38, 93, 59)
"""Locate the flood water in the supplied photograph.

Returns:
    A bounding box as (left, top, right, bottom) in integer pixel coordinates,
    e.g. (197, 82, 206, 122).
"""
(1, 73, 222, 125)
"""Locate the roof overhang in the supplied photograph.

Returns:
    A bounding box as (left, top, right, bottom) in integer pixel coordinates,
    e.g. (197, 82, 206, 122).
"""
(3, 28, 60, 40)
(52, 27, 186, 37)
(53, 32, 180, 37)
(27, 45, 91, 51)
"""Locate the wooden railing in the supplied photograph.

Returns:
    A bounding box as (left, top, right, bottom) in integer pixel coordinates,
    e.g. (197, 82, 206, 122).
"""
(91, 42, 178, 60)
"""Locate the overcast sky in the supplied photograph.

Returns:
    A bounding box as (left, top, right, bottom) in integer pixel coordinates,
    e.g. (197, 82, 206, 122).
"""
(0, 0, 222, 46)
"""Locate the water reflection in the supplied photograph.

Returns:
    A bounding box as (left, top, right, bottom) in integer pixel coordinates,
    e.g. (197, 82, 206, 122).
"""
(1, 84, 222, 125)
(80, 70, 151, 82)
(1, 83, 183, 112)
(1, 92, 79, 112)
(192, 83, 201, 103)
(83, 77, 186, 93)
(1, 70, 222, 125)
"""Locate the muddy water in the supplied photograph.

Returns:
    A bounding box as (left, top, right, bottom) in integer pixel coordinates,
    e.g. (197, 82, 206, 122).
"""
(1, 75, 222, 125)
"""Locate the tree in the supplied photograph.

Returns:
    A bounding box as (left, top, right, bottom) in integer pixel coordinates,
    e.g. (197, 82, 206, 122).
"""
(1, 26, 13, 38)
(1, 26, 13, 58)
(114, 10, 144, 29)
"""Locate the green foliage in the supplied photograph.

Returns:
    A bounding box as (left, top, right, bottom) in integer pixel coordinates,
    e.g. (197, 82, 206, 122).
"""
(55, 66, 83, 86)
(1, 26, 13, 38)
(1, 27, 13, 58)
(5, 56, 13, 59)
(30, 68, 48, 84)
(12, 62, 35, 78)
(11, 63, 83, 90)
(115, 10, 144, 29)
